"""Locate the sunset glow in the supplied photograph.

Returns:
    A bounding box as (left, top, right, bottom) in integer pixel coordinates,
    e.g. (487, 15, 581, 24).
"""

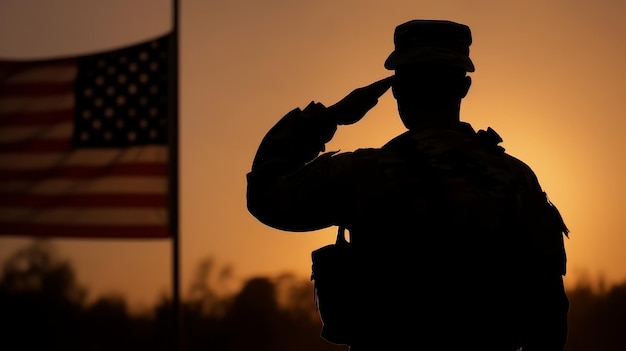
(1, 0, 625, 307)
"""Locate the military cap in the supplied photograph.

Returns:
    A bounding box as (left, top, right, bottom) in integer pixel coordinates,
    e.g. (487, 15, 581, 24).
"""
(384, 19, 475, 72)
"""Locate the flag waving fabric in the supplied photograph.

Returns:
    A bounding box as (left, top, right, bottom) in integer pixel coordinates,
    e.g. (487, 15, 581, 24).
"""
(0, 34, 175, 238)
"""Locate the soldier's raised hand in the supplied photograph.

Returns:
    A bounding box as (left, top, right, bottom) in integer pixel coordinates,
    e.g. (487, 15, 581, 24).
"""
(327, 76, 394, 125)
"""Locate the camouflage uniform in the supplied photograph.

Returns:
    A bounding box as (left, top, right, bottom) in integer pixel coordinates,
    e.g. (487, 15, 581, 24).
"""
(247, 102, 569, 350)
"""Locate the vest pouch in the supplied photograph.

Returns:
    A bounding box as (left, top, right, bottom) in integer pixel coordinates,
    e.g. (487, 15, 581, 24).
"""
(311, 226, 356, 345)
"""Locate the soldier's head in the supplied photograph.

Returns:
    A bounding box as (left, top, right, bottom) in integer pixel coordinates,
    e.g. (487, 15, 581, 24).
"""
(385, 20, 474, 130)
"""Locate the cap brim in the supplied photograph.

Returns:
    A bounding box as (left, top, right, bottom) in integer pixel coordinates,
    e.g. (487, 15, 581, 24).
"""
(384, 49, 475, 72)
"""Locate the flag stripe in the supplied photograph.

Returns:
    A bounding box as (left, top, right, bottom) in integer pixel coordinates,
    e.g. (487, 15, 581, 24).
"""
(0, 194, 167, 207)
(0, 122, 73, 143)
(0, 177, 166, 195)
(0, 207, 166, 225)
(0, 145, 167, 169)
(0, 223, 168, 238)
(0, 110, 72, 127)
(0, 138, 71, 153)
(0, 163, 167, 181)
(0, 93, 74, 114)
(0, 81, 76, 97)
(1, 60, 76, 84)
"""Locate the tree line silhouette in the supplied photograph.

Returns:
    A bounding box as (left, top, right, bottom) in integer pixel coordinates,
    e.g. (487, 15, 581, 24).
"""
(0, 240, 624, 350)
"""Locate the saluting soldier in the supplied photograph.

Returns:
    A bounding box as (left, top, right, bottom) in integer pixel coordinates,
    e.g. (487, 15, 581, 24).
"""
(247, 19, 569, 351)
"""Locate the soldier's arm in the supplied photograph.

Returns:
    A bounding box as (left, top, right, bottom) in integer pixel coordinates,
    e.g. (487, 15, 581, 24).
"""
(246, 77, 392, 232)
(246, 102, 343, 231)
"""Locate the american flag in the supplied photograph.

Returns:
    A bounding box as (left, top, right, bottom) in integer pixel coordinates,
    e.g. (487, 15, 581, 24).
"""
(0, 34, 175, 238)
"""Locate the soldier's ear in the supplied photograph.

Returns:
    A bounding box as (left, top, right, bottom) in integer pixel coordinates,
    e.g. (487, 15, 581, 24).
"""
(461, 76, 471, 98)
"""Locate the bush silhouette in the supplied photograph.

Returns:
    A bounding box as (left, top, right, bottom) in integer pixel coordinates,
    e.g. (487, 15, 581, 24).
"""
(0, 240, 624, 350)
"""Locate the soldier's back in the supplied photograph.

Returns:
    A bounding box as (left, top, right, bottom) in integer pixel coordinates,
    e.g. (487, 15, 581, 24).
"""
(342, 124, 554, 350)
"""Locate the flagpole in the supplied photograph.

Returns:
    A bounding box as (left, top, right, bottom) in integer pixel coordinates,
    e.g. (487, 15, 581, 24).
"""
(169, 0, 182, 349)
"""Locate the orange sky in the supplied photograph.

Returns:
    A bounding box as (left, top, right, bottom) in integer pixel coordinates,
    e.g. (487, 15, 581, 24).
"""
(1, 0, 625, 309)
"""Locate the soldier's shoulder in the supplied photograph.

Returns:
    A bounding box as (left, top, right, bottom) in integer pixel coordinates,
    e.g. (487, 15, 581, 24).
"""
(501, 151, 533, 170)
(473, 126, 533, 169)
(500, 151, 541, 186)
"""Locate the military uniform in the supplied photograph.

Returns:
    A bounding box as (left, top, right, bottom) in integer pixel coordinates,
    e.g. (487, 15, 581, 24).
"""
(247, 19, 569, 351)
(247, 103, 568, 350)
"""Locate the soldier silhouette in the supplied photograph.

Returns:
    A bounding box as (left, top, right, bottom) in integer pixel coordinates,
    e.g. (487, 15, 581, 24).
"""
(247, 19, 569, 351)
